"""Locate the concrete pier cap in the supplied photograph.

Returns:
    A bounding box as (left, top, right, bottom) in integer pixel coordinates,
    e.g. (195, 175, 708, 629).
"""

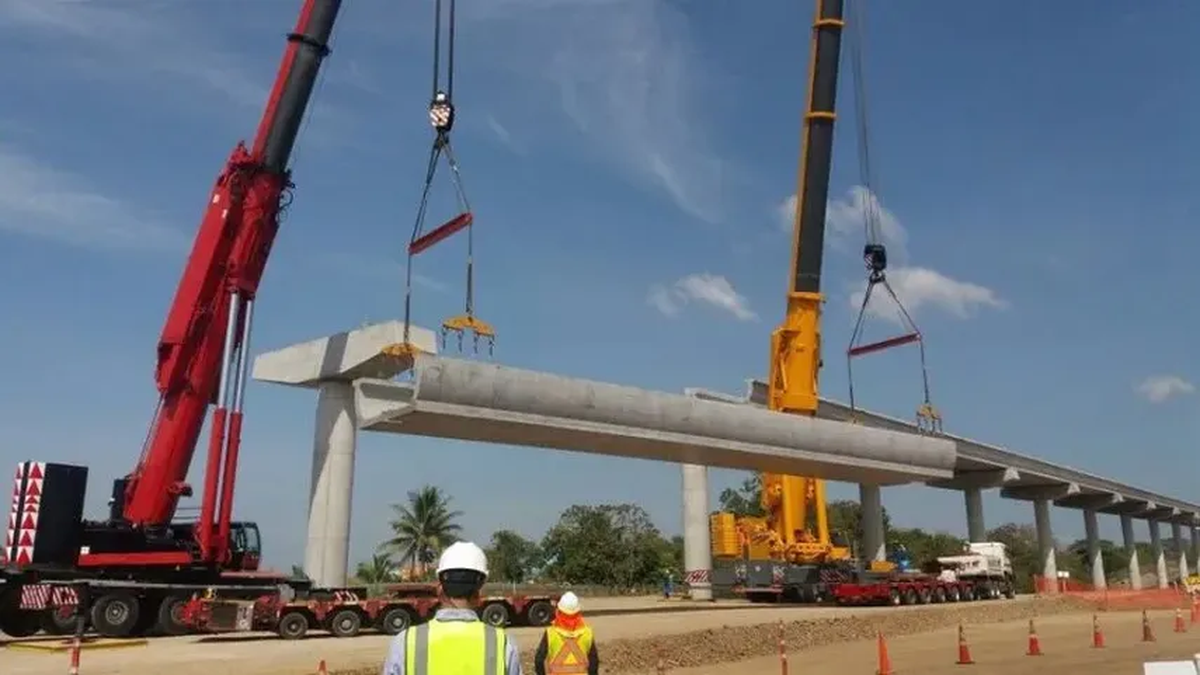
(253, 320, 439, 589)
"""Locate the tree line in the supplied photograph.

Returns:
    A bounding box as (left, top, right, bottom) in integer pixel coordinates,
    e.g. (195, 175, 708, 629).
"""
(328, 479, 1179, 594)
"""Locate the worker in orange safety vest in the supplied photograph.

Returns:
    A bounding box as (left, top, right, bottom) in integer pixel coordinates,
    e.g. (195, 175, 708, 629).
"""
(534, 592, 599, 675)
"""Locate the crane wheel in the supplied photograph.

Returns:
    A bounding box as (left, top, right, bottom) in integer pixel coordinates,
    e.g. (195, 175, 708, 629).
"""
(378, 607, 413, 635)
(327, 608, 362, 638)
(156, 596, 190, 636)
(41, 607, 80, 635)
(91, 592, 141, 638)
(277, 610, 310, 640)
(524, 601, 554, 627)
(480, 602, 509, 627)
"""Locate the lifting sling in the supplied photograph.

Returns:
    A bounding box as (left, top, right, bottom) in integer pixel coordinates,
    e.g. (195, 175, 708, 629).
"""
(842, 0, 941, 434)
(388, 0, 494, 362)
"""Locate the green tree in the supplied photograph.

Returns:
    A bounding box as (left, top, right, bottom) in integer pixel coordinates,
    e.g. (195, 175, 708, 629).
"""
(889, 527, 966, 569)
(826, 499, 893, 553)
(541, 504, 668, 587)
(987, 522, 1039, 592)
(355, 553, 396, 584)
(485, 530, 542, 583)
(717, 475, 765, 517)
(380, 484, 463, 576)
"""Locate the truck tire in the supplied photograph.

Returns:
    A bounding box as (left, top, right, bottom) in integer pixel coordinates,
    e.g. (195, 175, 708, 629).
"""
(327, 609, 362, 638)
(918, 587, 932, 604)
(91, 592, 141, 638)
(41, 608, 80, 635)
(1004, 583, 1016, 599)
(156, 596, 190, 636)
(0, 609, 41, 638)
(480, 602, 509, 627)
(932, 587, 946, 603)
(888, 589, 901, 606)
(278, 610, 310, 640)
(379, 607, 413, 635)
(901, 588, 918, 605)
(524, 601, 554, 627)
(948, 586, 961, 602)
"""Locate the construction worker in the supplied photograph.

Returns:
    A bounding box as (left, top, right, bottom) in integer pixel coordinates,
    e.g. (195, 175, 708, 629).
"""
(534, 592, 599, 675)
(383, 541, 522, 675)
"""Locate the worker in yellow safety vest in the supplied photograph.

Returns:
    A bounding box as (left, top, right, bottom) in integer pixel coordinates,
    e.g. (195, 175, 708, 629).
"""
(534, 592, 599, 675)
(382, 541, 523, 675)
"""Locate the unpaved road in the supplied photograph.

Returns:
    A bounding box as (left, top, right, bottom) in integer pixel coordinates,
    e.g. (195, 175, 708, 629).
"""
(4, 596, 1192, 675)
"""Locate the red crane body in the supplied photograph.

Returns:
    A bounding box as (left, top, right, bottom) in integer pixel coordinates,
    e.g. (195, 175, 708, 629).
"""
(109, 0, 342, 568)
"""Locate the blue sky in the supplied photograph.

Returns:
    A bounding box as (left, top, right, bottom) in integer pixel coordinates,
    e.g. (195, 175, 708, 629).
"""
(1, 0, 1197, 570)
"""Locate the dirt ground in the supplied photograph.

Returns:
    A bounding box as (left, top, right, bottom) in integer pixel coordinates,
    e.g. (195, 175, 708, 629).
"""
(4, 596, 1199, 675)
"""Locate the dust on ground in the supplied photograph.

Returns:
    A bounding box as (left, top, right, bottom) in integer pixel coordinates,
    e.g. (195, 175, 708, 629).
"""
(4, 595, 1194, 675)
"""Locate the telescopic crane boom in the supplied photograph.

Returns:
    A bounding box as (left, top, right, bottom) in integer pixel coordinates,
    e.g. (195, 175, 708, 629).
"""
(112, 0, 342, 567)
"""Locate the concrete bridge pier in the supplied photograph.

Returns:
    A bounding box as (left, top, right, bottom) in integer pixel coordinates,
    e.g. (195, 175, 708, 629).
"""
(1172, 522, 1190, 581)
(964, 487, 986, 542)
(859, 483, 886, 563)
(1149, 520, 1169, 589)
(680, 463, 713, 600)
(1083, 508, 1105, 589)
(1033, 498, 1058, 592)
(1121, 514, 1143, 590)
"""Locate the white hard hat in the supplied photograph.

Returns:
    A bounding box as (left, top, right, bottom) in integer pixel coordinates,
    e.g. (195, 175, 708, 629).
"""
(557, 591, 581, 615)
(437, 541, 489, 579)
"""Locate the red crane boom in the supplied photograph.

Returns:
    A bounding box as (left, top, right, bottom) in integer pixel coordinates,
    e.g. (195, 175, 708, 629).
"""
(118, 0, 342, 566)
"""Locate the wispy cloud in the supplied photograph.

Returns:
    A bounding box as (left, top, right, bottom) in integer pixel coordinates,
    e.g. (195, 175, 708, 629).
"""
(778, 186, 1006, 324)
(485, 115, 526, 155)
(1135, 375, 1195, 404)
(467, 0, 727, 223)
(648, 273, 757, 322)
(0, 145, 183, 251)
(0, 0, 267, 108)
(318, 251, 449, 294)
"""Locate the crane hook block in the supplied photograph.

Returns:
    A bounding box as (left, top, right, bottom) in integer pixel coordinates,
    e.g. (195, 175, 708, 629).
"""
(409, 212, 473, 256)
(916, 402, 943, 434)
(440, 314, 495, 356)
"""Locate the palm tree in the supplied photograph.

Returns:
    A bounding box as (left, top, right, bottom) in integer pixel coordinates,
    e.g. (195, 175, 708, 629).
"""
(380, 485, 464, 577)
(355, 553, 396, 584)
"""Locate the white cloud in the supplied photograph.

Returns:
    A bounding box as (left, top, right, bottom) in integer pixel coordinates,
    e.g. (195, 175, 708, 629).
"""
(0, 145, 183, 251)
(468, 0, 726, 223)
(485, 115, 526, 155)
(1135, 375, 1195, 404)
(777, 185, 1004, 323)
(0, 1, 267, 108)
(648, 273, 756, 321)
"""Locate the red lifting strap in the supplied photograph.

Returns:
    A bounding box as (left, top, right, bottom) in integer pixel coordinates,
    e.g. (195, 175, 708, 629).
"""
(847, 332, 920, 358)
(409, 212, 473, 256)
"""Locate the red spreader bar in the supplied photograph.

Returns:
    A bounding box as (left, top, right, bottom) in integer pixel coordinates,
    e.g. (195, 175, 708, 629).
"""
(409, 212, 473, 256)
(847, 332, 920, 358)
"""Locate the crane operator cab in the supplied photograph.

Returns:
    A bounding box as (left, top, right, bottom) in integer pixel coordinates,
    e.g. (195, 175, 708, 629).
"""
(228, 522, 262, 571)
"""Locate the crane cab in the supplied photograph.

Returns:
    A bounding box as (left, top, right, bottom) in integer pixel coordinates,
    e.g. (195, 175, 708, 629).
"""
(228, 521, 262, 571)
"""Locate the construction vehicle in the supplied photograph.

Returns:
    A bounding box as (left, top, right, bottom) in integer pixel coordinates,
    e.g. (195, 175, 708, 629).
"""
(180, 583, 558, 639)
(832, 542, 1016, 606)
(0, 0, 346, 639)
(709, 0, 941, 603)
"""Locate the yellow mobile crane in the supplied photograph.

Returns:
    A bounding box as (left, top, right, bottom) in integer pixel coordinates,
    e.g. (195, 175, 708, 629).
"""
(710, 0, 938, 601)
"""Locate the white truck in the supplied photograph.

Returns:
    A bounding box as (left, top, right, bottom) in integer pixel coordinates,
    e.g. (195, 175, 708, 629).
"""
(935, 542, 1017, 599)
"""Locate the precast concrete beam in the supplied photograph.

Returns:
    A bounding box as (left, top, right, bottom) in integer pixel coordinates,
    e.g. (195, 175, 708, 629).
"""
(928, 467, 1020, 490)
(360, 356, 959, 484)
(1001, 482, 1080, 502)
(1142, 505, 1179, 521)
(253, 320, 439, 387)
(1101, 498, 1151, 516)
(1056, 492, 1122, 510)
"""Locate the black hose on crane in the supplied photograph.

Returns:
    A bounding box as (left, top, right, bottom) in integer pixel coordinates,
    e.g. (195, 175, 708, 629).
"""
(842, 0, 940, 434)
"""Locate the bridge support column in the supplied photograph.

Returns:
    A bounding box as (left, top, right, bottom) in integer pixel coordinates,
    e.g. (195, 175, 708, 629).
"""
(305, 381, 357, 590)
(681, 463, 713, 601)
(1192, 526, 1199, 573)
(859, 483, 885, 563)
(1149, 520, 1168, 589)
(1033, 498, 1058, 593)
(964, 487, 986, 542)
(1084, 508, 1105, 589)
(1172, 522, 1189, 582)
(1121, 514, 1142, 590)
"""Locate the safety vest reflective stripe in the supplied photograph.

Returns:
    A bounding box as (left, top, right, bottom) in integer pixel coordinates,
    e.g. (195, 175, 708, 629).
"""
(546, 627, 592, 675)
(407, 620, 506, 675)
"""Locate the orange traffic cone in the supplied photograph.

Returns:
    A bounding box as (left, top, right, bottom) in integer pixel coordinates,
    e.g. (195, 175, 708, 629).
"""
(956, 622, 975, 665)
(1026, 618, 1043, 656)
(876, 632, 894, 675)
(778, 620, 788, 675)
(1142, 609, 1156, 642)
(316, 659, 329, 675)
(1092, 614, 1105, 649)
(1191, 599, 1199, 625)
(67, 635, 81, 675)
(1175, 608, 1187, 633)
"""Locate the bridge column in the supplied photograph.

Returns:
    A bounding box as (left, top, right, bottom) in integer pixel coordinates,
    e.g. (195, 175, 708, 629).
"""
(1084, 508, 1106, 589)
(1172, 522, 1189, 581)
(964, 487, 986, 542)
(1192, 526, 1199, 572)
(680, 463, 713, 600)
(306, 381, 357, 589)
(1149, 520, 1169, 589)
(1121, 514, 1142, 590)
(1033, 498, 1058, 593)
(859, 483, 886, 563)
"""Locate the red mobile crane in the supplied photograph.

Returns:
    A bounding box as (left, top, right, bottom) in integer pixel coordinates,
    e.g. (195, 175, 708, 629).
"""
(0, 0, 343, 638)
